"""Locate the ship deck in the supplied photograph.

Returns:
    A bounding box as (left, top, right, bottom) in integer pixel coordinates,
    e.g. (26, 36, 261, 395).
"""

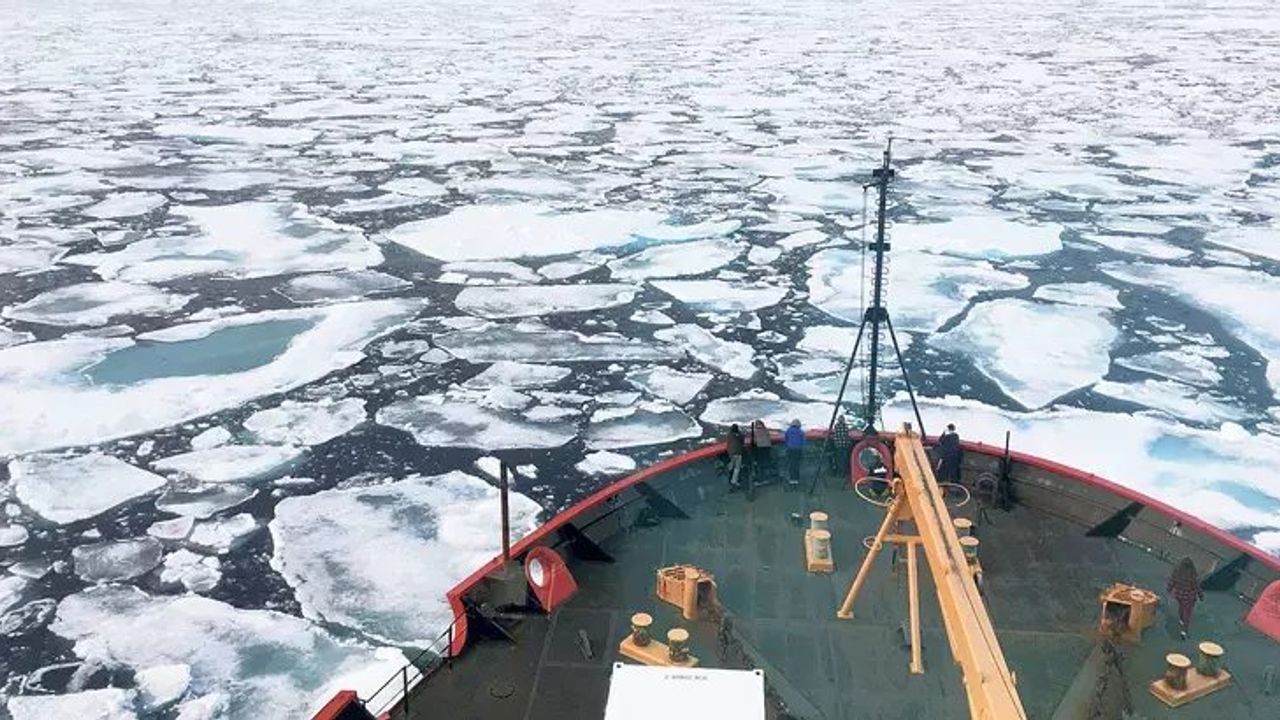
(396, 447, 1279, 720)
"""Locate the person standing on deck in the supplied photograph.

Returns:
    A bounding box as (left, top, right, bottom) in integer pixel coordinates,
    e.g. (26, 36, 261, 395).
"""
(936, 423, 962, 483)
(725, 424, 745, 490)
(831, 415, 853, 477)
(784, 419, 805, 489)
(750, 419, 774, 483)
(1168, 557, 1204, 639)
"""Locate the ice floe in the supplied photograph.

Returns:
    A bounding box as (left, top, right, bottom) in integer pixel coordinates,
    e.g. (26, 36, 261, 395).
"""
(6, 688, 138, 720)
(463, 361, 571, 389)
(0, 300, 415, 455)
(137, 664, 192, 711)
(435, 322, 676, 363)
(188, 514, 260, 555)
(607, 238, 742, 281)
(0, 325, 35, 349)
(154, 484, 256, 519)
(378, 393, 577, 449)
(1101, 262, 1280, 399)
(1202, 225, 1279, 262)
(0, 524, 29, 547)
(68, 203, 383, 282)
(1093, 379, 1245, 425)
(701, 390, 833, 430)
(893, 215, 1062, 259)
(576, 450, 637, 477)
(154, 445, 302, 483)
(3, 281, 193, 327)
(153, 122, 317, 145)
(0, 576, 27, 612)
(148, 516, 195, 541)
(72, 538, 164, 583)
(1082, 233, 1191, 260)
(455, 284, 638, 318)
(244, 398, 366, 446)
(384, 204, 666, 261)
(654, 324, 756, 379)
(270, 472, 541, 645)
(190, 426, 231, 451)
(160, 550, 221, 592)
(650, 280, 787, 312)
(8, 454, 166, 524)
(626, 366, 712, 405)
(50, 586, 408, 719)
(807, 249, 1028, 331)
(930, 298, 1118, 409)
(1032, 282, 1122, 310)
(82, 192, 167, 219)
(584, 402, 702, 449)
(1115, 348, 1223, 388)
(277, 271, 411, 305)
(437, 260, 541, 286)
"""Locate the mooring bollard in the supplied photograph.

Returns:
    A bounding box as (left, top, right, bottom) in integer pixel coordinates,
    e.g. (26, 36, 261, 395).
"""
(1164, 653, 1191, 691)
(667, 627, 690, 662)
(1197, 641, 1224, 677)
(631, 612, 653, 647)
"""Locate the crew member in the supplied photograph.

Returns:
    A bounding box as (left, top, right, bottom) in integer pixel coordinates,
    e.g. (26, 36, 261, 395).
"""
(1167, 557, 1204, 640)
(783, 419, 805, 489)
(937, 423, 962, 483)
(725, 424, 745, 489)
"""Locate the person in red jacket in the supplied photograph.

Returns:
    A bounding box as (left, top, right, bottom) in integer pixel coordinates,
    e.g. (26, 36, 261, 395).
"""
(1167, 557, 1204, 639)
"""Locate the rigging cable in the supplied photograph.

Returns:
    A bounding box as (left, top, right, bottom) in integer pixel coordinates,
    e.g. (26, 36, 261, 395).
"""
(858, 185, 869, 421)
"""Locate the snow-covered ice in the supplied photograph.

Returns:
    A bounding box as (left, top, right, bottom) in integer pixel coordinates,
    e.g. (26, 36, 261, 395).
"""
(435, 322, 676, 363)
(0, 576, 27, 613)
(190, 426, 232, 451)
(82, 192, 166, 219)
(607, 238, 742, 281)
(626, 366, 712, 405)
(270, 472, 541, 645)
(3, 281, 193, 327)
(701, 390, 832, 430)
(1093, 379, 1245, 425)
(1202, 225, 1280, 262)
(463, 361, 571, 389)
(137, 664, 192, 711)
(930, 298, 1118, 409)
(1032, 282, 1122, 310)
(149, 516, 195, 541)
(277, 271, 411, 305)
(9, 454, 166, 524)
(893, 215, 1063, 259)
(1115, 348, 1223, 388)
(455, 284, 638, 318)
(650, 280, 787, 312)
(6, 688, 138, 720)
(0, 524, 29, 547)
(576, 450, 637, 476)
(153, 445, 302, 483)
(244, 398, 366, 446)
(72, 538, 164, 583)
(155, 484, 256, 519)
(188, 514, 260, 555)
(0, 300, 416, 455)
(585, 402, 702, 449)
(378, 393, 577, 449)
(160, 550, 221, 592)
(655, 324, 756, 379)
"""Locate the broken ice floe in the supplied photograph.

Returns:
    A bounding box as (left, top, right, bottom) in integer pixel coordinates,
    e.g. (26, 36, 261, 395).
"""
(6, 688, 138, 720)
(930, 298, 1118, 409)
(1115, 348, 1224, 388)
(700, 390, 832, 430)
(0, 524, 29, 547)
(160, 550, 221, 593)
(137, 663, 192, 711)
(72, 538, 164, 583)
(626, 366, 712, 405)
(82, 192, 167, 219)
(188, 514, 260, 555)
(454, 284, 638, 318)
(153, 445, 302, 483)
(893, 215, 1062, 259)
(650, 280, 786, 312)
(0, 300, 416, 455)
(435, 322, 676, 363)
(584, 402, 701, 450)
(154, 484, 256, 519)
(270, 472, 540, 645)
(1032, 282, 1122, 310)
(654, 324, 756, 379)
(0, 325, 35, 349)
(576, 450, 637, 477)
(378, 393, 577, 449)
(462, 361, 571, 389)
(2, 281, 193, 327)
(67, 203, 383, 282)
(243, 398, 366, 446)
(1093, 379, 1246, 425)
(277, 270, 411, 305)
(50, 585, 408, 719)
(437, 260, 541, 286)
(8, 454, 166, 524)
(607, 238, 742, 281)
(0, 576, 28, 612)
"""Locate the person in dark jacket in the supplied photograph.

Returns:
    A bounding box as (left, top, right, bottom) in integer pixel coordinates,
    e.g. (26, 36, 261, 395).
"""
(936, 423, 962, 483)
(783, 419, 805, 488)
(725, 424, 745, 489)
(1167, 557, 1204, 639)
(831, 415, 853, 476)
(750, 419, 774, 484)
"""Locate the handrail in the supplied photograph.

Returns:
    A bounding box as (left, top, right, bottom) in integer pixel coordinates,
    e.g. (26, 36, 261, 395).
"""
(362, 620, 456, 718)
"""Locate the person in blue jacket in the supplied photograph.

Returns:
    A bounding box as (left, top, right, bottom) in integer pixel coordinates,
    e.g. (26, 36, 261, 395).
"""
(784, 419, 805, 489)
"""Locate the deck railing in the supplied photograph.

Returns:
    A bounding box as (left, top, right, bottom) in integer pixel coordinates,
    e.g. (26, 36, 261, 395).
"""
(361, 621, 455, 719)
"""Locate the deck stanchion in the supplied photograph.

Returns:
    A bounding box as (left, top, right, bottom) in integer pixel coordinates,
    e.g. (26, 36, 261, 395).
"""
(402, 665, 409, 714)
(499, 462, 512, 561)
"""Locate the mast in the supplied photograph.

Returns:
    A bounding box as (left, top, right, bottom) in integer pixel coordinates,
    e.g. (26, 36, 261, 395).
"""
(863, 140, 894, 433)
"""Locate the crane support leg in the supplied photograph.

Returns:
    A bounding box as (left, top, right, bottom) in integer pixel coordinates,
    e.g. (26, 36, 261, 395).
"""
(837, 495, 903, 619)
(908, 540, 923, 674)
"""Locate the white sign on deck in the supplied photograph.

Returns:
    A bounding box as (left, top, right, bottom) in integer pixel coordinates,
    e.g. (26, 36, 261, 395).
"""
(603, 664, 765, 720)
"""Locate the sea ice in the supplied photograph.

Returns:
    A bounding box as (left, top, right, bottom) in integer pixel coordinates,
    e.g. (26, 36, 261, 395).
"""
(152, 122, 317, 145)
(277, 271, 411, 305)
(931, 298, 1118, 409)
(6, 688, 138, 720)
(1093, 380, 1245, 425)
(380, 177, 447, 198)
(9, 454, 166, 524)
(154, 446, 302, 483)
(584, 402, 702, 449)
(154, 484, 256, 519)
(188, 514, 260, 555)
(1101, 262, 1280, 399)
(654, 324, 756, 379)
(893, 215, 1062, 258)
(68, 203, 383, 282)
(244, 398, 366, 446)
(455, 284, 638, 319)
(1, 576, 27, 612)
(463, 361, 571, 389)
(650, 280, 787, 312)
(82, 192, 167, 219)
(3, 281, 193, 327)
(747, 245, 783, 265)
(607, 238, 742, 281)
(435, 322, 677, 363)
(378, 393, 578, 449)
(807, 249, 1028, 332)
(437, 260, 541, 286)
(0, 237, 70, 274)
(575, 451, 637, 476)
(148, 516, 195, 541)
(626, 366, 712, 405)
(72, 538, 164, 583)
(777, 229, 828, 251)
(700, 390, 833, 430)
(630, 309, 674, 325)
(1081, 233, 1191, 260)
(159, 550, 221, 593)
(0, 325, 35, 349)
(0, 524, 28, 547)
(137, 664, 192, 710)
(0, 300, 416, 455)
(50, 586, 408, 719)
(1202, 225, 1279, 262)
(1032, 282, 1122, 310)
(383, 204, 666, 261)
(270, 472, 541, 645)
(1115, 348, 1223, 388)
